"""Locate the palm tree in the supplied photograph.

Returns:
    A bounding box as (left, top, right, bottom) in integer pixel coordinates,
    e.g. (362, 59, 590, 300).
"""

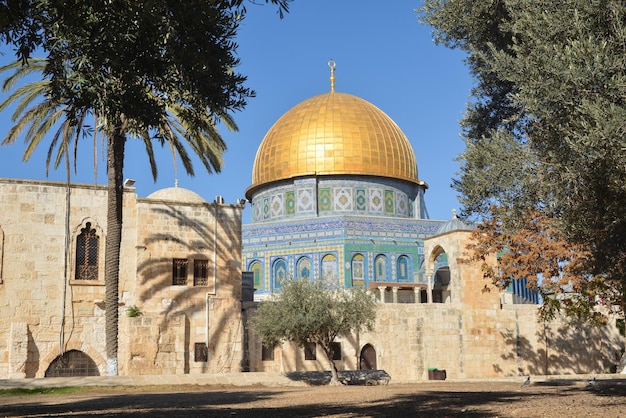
(1, 59, 237, 375)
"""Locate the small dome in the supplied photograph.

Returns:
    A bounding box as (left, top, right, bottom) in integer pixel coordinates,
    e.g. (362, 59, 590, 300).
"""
(247, 91, 421, 198)
(436, 209, 475, 235)
(147, 187, 206, 203)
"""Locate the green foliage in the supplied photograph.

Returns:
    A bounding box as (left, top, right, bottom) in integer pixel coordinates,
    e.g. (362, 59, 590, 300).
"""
(419, 0, 626, 318)
(251, 278, 377, 382)
(0, 386, 89, 397)
(126, 305, 142, 318)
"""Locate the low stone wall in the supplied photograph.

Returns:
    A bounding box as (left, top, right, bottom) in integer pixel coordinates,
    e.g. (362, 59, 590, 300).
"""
(245, 302, 624, 381)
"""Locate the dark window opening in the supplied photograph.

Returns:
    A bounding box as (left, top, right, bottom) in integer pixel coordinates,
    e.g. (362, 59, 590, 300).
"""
(45, 350, 100, 377)
(261, 343, 274, 361)
(194, 259, 209, 286)
(331, 342, 341, 360)
(194, 342, 208, 362)
(75, 223, 99, 280)
(432, 290, 443, 303)
(304, 342, 316, 360)
(173, 258, 188, 285)
(420, 289, 428, 303)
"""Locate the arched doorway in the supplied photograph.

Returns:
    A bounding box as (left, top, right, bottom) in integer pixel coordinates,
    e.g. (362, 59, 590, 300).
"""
(45, 350, 100, 377)
(359, 344, 377, 370)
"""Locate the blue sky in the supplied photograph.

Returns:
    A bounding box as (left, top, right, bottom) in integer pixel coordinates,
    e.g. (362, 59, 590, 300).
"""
(0, 1, 472, 222)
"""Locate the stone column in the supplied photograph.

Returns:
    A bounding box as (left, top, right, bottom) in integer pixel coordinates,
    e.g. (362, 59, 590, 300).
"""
(377, 286, 386, 303)
(413, 287, 420, 304)
(392, 286, 399, 303)
(427, 269, 434, 303)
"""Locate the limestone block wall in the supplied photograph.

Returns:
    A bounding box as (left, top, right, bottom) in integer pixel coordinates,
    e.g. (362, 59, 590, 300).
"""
(460, 307, 519, 378)
(0, 180, 116, 378)
(0, 179, 245, 378)
(125, 199, 244, 375)
(247, 300, 624, 381)
(358, 304, 426, 381)
(367, 303, 623, 381)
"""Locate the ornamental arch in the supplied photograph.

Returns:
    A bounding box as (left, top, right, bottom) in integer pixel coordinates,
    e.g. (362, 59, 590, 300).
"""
(428, 245, 451, 304)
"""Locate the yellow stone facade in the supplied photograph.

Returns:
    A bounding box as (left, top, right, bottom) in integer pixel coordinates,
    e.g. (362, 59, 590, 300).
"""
(0, 179, 244, 378)
(0, 178, 622, 381)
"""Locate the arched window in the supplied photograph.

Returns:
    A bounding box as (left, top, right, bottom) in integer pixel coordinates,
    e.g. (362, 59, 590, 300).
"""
(45, 350, 100, 377)
(249, 261, 263, 289)
(351, 254, 365, 286)
(374, 255, 388, 281)
(321, 254, 337, 283)
(272, 258, 288, 290)
(397, 255, 410, 282)
(434, 252, 448, 270)
(75, 222, 99, 281)
(296, 257, 312, 280)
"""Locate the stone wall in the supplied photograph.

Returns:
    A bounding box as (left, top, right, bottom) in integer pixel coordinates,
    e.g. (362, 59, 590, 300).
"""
(248, 302, 622, 382)
(246, 227, 624, 381)
(1, 178, 622, 381)
(0, 180, 112, 378)
(0, 179, 245, 378)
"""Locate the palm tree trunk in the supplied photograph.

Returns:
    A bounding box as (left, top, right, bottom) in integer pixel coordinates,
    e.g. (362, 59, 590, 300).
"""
(105, 129, 125, 376)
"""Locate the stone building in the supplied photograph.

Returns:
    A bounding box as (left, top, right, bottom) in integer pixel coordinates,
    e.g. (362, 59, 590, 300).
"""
(0, 66, 623, 381)
(242, 66, 624, 380)
(0, 180, 245, 378)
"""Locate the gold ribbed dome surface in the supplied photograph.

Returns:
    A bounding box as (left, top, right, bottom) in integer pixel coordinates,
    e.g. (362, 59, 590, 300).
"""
(249, 91, 419, 193)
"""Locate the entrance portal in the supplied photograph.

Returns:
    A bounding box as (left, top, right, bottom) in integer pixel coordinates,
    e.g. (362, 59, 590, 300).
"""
(359, 344, 377, 370)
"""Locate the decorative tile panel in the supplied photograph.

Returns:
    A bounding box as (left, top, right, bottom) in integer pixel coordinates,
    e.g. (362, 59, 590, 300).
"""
(297, 187, 315, 213)
(396, 192, 408, 216)
(333, 187, 353, 212)
(270, 193, 284, 218)
(369, 189, 384, 213)
(385, 190, 395, 214)
(262, 197, 270, 221)
(355, 188, 367, 211)
(319, 188, 332, 212)
(285, 191, 295, 215)
(253, 201, 262, 223)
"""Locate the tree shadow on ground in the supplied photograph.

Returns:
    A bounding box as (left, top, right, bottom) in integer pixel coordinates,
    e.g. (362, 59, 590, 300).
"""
(3, 381, 626, 418)
(0, 389, 514, 417)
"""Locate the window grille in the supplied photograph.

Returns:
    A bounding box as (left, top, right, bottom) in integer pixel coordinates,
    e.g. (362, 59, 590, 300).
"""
(193, 259, 209, 286)
(194, 342, 208, 362)
(45, 350, 100, 377)
(172, 258, 188, 285)
(75, 223, 99, 280)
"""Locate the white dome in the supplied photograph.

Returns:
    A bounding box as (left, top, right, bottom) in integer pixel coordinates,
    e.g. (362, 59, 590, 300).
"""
(146, 187, 206, 203)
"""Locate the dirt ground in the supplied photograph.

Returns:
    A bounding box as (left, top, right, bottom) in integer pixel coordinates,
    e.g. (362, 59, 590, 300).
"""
(1, 378, 625, 417)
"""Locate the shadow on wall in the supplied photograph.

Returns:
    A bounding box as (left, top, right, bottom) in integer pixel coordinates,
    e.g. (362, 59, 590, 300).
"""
(131, 202, 243, 372)
(498, 319, 623, 376)
(25, 326, 40, 378)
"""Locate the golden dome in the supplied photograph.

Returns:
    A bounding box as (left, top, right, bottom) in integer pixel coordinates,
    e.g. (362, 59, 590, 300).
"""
(248, 91, 420, 196)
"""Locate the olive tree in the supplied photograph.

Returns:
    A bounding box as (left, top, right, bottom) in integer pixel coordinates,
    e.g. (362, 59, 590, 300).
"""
(251, 278, 377, 385)
(418, 0, 626, 319)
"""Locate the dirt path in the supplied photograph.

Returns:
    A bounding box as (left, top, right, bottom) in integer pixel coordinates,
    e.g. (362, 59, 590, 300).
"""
(1, 379, 624, 417)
